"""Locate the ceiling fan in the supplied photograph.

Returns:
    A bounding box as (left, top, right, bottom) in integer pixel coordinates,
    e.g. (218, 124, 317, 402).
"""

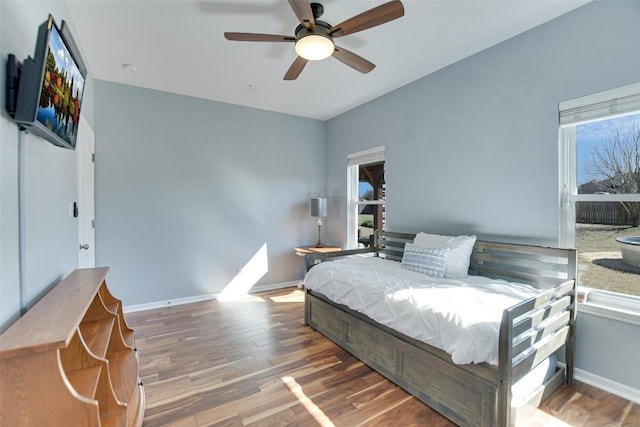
(224, 0, 404, 80)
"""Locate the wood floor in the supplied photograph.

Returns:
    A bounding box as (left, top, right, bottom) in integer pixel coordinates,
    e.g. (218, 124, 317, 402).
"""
(125, 288, 640, 427)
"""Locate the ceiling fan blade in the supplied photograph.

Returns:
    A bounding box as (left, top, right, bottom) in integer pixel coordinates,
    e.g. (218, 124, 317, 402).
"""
(224, 32, 295, 42)
(332, 46, 375, 74)
(330, 0, 404, 38)
(284, 56, 308, 80)
(288, 0, 315, 30)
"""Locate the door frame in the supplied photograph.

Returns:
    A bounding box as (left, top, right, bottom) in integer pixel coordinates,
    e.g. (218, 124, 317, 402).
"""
(77, 115, 95, 268)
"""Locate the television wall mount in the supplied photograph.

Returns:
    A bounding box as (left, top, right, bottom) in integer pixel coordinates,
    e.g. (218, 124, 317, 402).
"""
(5, 53, 23, 121)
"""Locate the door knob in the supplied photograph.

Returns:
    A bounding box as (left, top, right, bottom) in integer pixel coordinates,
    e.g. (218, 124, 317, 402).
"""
(79, 243, 90, 250)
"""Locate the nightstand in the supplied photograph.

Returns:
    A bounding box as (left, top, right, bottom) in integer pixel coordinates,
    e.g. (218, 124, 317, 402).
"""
(294, 245, 342, 256)
(295, 246, 342, 287)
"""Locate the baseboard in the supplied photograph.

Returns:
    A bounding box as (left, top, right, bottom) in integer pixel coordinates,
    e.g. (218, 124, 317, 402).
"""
(123, 280, 302, 313)
(559, 362, 640, 404)
(123, 293, 218, 313)
(249, 280, 302, 293)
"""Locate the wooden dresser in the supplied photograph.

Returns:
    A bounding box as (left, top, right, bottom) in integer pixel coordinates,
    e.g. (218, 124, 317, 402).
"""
(0, 267, 144, 426)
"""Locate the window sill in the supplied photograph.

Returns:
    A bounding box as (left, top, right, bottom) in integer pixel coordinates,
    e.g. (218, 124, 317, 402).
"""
(577, 287, 640, 326)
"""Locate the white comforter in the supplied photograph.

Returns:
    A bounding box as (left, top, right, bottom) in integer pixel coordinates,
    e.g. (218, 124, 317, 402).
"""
(304, 256, 541, 366)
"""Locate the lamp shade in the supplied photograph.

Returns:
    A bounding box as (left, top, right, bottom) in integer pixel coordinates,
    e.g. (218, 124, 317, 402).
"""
(310, 197, 327, 218)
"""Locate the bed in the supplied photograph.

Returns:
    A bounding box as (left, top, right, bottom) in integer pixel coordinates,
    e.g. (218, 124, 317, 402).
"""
(303, 230, 577, 427)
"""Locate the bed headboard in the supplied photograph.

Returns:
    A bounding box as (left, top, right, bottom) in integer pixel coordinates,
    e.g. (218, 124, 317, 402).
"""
(372, 230, 577, 289)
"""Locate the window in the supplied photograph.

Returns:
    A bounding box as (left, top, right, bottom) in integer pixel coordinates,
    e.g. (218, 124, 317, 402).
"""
(559, 83, 640, 319)
(347, 147, 385, 248)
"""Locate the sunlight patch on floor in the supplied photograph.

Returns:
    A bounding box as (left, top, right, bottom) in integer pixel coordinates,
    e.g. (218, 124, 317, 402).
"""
(514, 398, 575, 427)
(282, 376, 335, 427)
(518, 408, 574, 427)
(270, 289, 306, 303)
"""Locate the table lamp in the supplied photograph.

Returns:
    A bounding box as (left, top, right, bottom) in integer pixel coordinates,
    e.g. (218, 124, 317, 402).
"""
(310, 197, 327, 247)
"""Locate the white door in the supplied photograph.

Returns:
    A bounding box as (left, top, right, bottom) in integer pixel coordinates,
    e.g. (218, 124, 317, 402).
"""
(77, 115, 95, 268)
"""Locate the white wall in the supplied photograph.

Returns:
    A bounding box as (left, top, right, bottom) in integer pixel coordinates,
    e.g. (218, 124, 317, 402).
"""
(0, 0, 94, 331)
(325, 0, 640, 393)
(94, 81, 325, 305)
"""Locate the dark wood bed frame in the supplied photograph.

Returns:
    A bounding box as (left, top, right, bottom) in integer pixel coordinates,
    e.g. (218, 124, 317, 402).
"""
(303, 231, 577, 427)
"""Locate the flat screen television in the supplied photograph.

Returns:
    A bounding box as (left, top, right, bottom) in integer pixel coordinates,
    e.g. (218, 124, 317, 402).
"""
(14, 15, 87, 150)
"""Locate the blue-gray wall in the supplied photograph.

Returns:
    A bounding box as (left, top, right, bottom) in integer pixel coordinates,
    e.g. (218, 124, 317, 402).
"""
(94, 81, 325, 305)
(325, 1, 640, 392)
(0, 0, 94, 331)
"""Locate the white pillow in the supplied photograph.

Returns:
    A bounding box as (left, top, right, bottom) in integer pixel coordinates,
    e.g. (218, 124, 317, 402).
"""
(401, 243, 449, 278)
(412, 233, 477, 278)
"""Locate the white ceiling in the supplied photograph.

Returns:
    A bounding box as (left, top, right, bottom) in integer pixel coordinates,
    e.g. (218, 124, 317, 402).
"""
(66, 0, 590, 121)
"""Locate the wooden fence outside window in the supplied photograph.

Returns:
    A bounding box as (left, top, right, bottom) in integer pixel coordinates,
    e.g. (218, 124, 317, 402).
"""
(576, 202, 640, 225)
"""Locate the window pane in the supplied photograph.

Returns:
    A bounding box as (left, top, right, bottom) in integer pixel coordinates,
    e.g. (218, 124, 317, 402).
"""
(574, 113, 640, 297)
(358, 210, 374, 246)
(577, 113, 640, 192)
(575, 216, 640, 297)
(359, 181, 373, 200)
(357, 161, 385, 247)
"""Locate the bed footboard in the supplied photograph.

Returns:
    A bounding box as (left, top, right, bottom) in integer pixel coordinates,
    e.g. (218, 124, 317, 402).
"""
(497, 278, 576, 425)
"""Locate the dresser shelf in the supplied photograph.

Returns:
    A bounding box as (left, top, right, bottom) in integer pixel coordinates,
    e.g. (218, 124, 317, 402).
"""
(0, 267, 144, 426)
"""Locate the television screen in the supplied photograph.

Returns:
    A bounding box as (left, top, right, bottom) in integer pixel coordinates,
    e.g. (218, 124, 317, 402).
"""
(14, 15, 87, 150)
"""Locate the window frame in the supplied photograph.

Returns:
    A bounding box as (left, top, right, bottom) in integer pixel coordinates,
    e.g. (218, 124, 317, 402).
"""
(558, 83, 640, 324)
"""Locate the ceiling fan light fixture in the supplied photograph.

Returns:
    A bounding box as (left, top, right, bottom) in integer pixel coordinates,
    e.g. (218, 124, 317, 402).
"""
(295, 34, 334, 60)
(224, 1, 405, 79)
